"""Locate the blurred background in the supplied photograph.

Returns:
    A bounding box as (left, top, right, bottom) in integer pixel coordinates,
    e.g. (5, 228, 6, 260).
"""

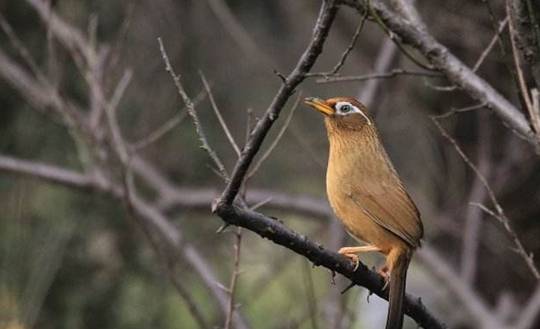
(1, 1, 539, 329)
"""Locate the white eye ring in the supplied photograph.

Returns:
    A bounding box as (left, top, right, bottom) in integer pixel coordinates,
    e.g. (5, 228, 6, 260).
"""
(335, 101, 371, 125)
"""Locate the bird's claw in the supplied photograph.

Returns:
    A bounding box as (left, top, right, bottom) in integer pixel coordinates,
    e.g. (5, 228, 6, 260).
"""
(378, 265, 390, 290)
(339, 251, 361, 271)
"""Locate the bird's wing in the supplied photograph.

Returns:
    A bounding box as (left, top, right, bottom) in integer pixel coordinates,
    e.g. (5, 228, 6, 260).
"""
(347, 178, 423, 248)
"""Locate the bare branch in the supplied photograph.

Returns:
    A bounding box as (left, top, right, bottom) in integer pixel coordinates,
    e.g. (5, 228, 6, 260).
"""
(470, 202, 539, 280)
(224, 228, 243, 329)
(0, 48, 84, 127)
(200, 71, 242, 157)
(433, 119, 540, 279)
(216, 204, 445, 329)
(417, 247, 503, 329)
(460, 112, 492, 285)
(205, 0, 273, 66)
(434, 102, 487, 120)
(358, 38, 397, 107)
(158, 37, 228, 179)
(316, 68, 441, 83)
(217, 0, 339, 206)
(341, 0, 539, 147)
(515, 284, 540, 329)
(532, 88, 540, 132)
(0, 154, 107, 191)
(472, 17, 509, 73)
(306, 11, 368, 78)
(507, 1, 537, 133)
(0, 12, 46, 82)
(302, 260, 320, 329)
(247, 95, 300, 179)
(25, 0, 96, 63)
(131, 89, 207, 151)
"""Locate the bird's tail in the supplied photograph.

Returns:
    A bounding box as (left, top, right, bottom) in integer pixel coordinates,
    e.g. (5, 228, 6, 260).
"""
(385, 249, 411, 329)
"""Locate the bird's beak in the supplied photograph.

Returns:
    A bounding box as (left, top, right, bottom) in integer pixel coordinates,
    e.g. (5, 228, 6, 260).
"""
(304, 97, 334, 116)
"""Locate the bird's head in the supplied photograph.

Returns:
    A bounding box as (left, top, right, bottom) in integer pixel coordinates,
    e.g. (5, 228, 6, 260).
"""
(304, 96, 372, 133)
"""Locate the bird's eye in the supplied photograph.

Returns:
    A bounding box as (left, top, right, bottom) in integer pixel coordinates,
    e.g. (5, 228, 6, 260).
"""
(340, 104, 352, 113)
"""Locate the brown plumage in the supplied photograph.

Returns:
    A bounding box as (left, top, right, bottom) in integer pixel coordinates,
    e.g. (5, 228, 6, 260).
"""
(304, 96, 423, 329)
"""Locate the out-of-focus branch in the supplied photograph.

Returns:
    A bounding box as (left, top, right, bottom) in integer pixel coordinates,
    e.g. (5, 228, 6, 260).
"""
(505, 0, 540, 88)
(24, 0, 97, 63)
(2, 3, 253, 327)
(472, 17, 509, 73)
(158, 38, 228, 179)
(515, 284, 540, 329)
(432, 118, 540, 279)
(341, 0, 539, 148)
(306, 11, 368, 78)
(0, 152, 251, 329)
(217, 0, 339, 206)
(417, 247, 503, 329)
(0, 155, 108, 192)
(0, 48, 84, 126)
(247, 96, 300, 179)
(460, 113, 492, 285)
(205, 0, 273, 66)
(200, 72, 241, 157)
(357, 38, 397, 107)
(224, 228, 243, 329)
(507, 0, 540, 134)
(316, 68, 441, 83)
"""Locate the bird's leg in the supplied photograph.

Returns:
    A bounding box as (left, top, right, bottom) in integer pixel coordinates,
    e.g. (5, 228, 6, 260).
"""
(338, 245, 380, 270)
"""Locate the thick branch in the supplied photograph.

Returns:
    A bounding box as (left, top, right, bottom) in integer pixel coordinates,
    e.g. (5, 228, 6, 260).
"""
(215, 204, 445, 329)
(342, 0, 538, 147)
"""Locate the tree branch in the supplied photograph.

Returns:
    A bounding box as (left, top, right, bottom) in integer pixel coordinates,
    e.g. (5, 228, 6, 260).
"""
(216, 0, 339, 207)
(341, 0, 539, 148)
(215, 204, 445, 329)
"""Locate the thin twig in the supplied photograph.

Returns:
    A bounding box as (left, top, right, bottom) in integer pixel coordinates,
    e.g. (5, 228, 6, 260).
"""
(216, 0, 339, 206)
(247, 95, 301, 179)
(472, 17, 509, 72)
(224, 228, 243, 329)
(158, 37, 228, 179)
(248, 196, 273, 211)
(205, 0, 273, 66)
(316, 68, 442, 83)
(357, 36, 397, 107)
(0, 12, 46, 83)
(306, 11, 368, 78)
(460, 112, 491, 285)
(130, 89, 207, 151)
(341, 0, 538, 146)
(433, 118, 540, 279)
(302, 260, 320, 329)
(200, 71, 242, 157)
(0, 154, 106, 190)
(132, 112, 188, 151)
(532, 88, 540, 134)
(507, 1, 536, 132)
(433, 102, 487, 120)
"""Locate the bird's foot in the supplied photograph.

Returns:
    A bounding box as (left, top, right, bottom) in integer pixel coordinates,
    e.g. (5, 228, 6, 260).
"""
(378, 265, 390, 291)
(338, 249, 361, 271)
(338, 245, 380, 271)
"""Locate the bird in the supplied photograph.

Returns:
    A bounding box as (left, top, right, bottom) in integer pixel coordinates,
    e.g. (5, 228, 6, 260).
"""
(304, 96, 423, 329)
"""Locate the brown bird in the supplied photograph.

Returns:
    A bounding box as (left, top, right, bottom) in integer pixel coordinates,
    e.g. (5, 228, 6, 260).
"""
(304, 96, 423, 329)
